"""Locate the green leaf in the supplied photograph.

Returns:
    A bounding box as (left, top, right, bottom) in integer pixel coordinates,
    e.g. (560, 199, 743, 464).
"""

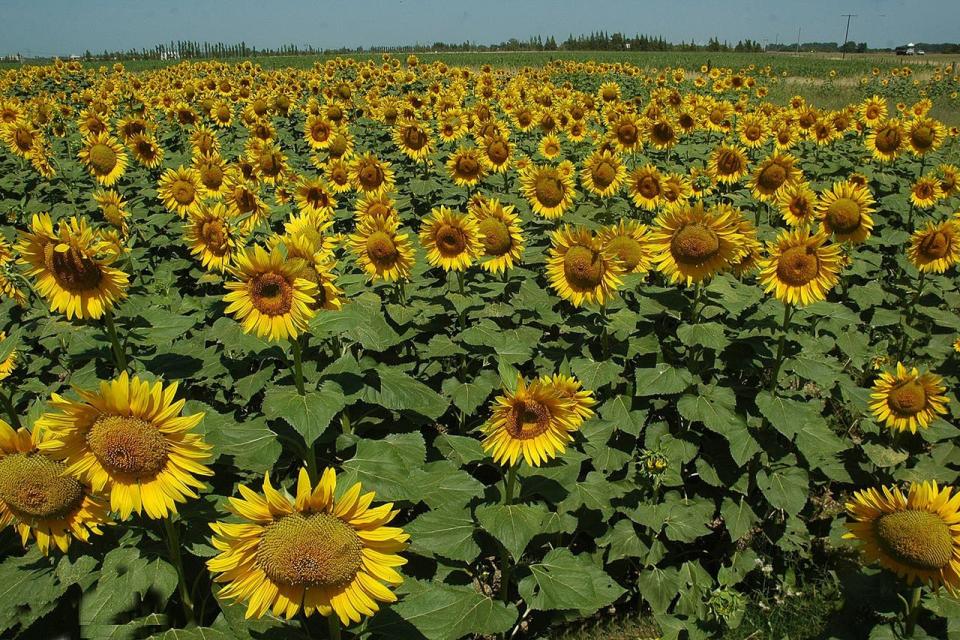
(444, 371, 498, 416)
(407, 507, 480, 563)
(0, 551, 66, 634)
(677, 386, 758, 465)
(677, 322, 730, 350)
(149, 628, 233, 640)
(340, 433, 427, 502)
(310, 292, 402, 351)
(434, 434, 486, 465)
(599, 395, 644, 436)
(757, 463, 809, 515)
(637, 566, 682, 614)
(721, 497, 759, 541)
(475, 503, 549, 561)
(192, 404, 280, 473)
(369, 578, 517, 640)
(80, 547, 177, 626)
(570, 357, 621, 390)
(415, 460, 486, 510)
(634, 364, 693, 396)
(373, 367, 449, 419)
(862, 443, 909, 468)
(518, 548, 625, 614)
(262, 382, 345, 445)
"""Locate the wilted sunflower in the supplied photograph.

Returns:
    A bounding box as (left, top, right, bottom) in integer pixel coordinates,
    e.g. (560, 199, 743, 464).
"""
(866, 119, 905, 162)
(546, 226, 623, 307)
(909, 176, 943, 209)
(581, 149, 626, 198)
(0, 419, 109, 554)
(520, 162, 577, 219)
(908, 220, 960, 273)
(750, 153, 800, 202)
(208, 467, 408, 623)
(17, 213, 129, 320)
(37, 372, 213, 520)
(869, 363, 949, 433)
(627, 165, 664, 210)
(844, 481, 960, 593)
(224, 245, 317, 341)
(777, 182, 818, 227)
(481, 376, 580, 467)
(758, 227, 842, 306)
(348, 216, 415, 282)
(599, 219, 652, 274)
(473, 198, 524, 274)
(446, 147, 486, 187)
(349, 153, 395, 195)
(906, 117, 946, 156)
(648, 202, 745, 285)
(78, 132, 127, 186)
(419, 206, 481, 272)
(708, 144, 749, 184)
(127, 133, 164, 169)
(294, 176, 338, 218)
(184, 202, 246, 272)
(158, 166, 204, 218)
(816, 181, 875, 244)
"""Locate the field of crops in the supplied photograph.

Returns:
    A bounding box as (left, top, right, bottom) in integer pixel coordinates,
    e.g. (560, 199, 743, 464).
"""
(0, 54, 959, 640)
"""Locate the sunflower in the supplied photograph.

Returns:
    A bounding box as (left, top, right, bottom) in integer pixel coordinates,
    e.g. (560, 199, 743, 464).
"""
(546, 226, 623, 307)
(736, 113, 768, 149)
(127, 133, 164, 169)
(158, 166, 204, 218)
(869, 363, 950, 433)
(77, 132, 127, 186)
(446, 147, 486, 187)
(520, 162, 577, 219)
(37, 372, 213, 520)
(348, 216, 415, 282)
(597, 82, 621, 103)
(937, 164, 959, 198)
(909, 176, 943, 209)
(646, 116, 679, 150)
(479, 133, 512, 174)
(607, 113, 644, 154)
(184, 202, 246, 272)
(481, 376, 579, 467)
(93, 189, 129, 236)
(0, 420, 110, 554)
(662, 172, 693, 206)
(251, 141, 287, 185)
(860, 95, 888, 127)
(355, 192, 398, 225)
(210, 100, 233, 128)
(304, 114, 336, 150)
(195, 153, 229, 197)
(208, 467, 408, 623)
(539, 374, 595, 427)
(866, 119, 905, 162)
(17, 213, 129, 320)
(419, 207, 481, 272)
(224, 245, 317, 341)
(294, 176, 338, 218)
(750, 153, 800, 202)
(473, 198, 524, 274)
(775, 181, 817, 228)
(1, 117, 40, 158)
(393, 119, 433, 162)
(758, 227, 842, 306)
(908, 220, 960, 274)
(906, 117, 945, 156)
(538, 134, 562, 159)
(599, 219, 652, 274)
(0, 332, 14, 381)
(349, 153, 395, 195)
(224, 171, 270, 230)
(816, 181, 876, 244)
(648, 202, 745, 285)
(844, 481, 960, 593)
(708, 144, 749, 184)
(581, 149, 626, 198)
(627, 165, 664, 210)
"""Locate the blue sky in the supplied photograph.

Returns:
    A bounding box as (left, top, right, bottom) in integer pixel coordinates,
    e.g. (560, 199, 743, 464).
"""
(0, 0, 953, 57)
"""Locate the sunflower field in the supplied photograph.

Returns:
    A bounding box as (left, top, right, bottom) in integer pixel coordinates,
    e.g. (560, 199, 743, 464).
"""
(0, 55, 959, 640)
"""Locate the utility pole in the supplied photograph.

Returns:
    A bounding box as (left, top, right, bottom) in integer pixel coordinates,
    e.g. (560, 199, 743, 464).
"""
(841, 13, 857, 59)
(795, 26, 801, 56)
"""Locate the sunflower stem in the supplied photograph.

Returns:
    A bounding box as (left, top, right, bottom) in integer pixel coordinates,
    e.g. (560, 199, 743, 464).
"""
(456, 270, 466, 296)
(905, 585, 923, 637)
(768, 304, 794, 392)
(502, 464, 518, 506)
(0, 388, 21, 429)
(162, 517, 196, 626)
(327, 614, 342, 640)
(897, 271, 926, 361)
(290, 337, 305, 395)
(104, 312, 127, 372)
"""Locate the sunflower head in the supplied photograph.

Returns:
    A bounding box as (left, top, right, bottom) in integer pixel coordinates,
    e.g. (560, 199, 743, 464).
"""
(758, 227, 842, 306)
(599, 219, 652, 274)
(869, 363, 949, 433)
(546, 226, 624, 307)
(348, 216, 414, 282)
(474, 198, 524, 274)
(648, 202, 746, 286)
(816, 181, 875, 244)
(419, 206, 481, 272)
(78, 132, 128, 186)
(908, 220, 959, 274)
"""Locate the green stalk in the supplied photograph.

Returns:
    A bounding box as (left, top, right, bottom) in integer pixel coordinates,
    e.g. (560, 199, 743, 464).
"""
(290, 336, 305, 395)
(0, 388, 21, 429)
(499, 464, 519, 603)
(162, 517, 196, 625)
(600, 305, 610, 360)
(768, 304, 794, 392)
(502, 464, 518, 505)
(904, 585, 922, 637)
(104, 311, 127, 371)
(456, 270, 466, 296)
(897, 271, 926, 361)
(328, 615, 342, 640)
